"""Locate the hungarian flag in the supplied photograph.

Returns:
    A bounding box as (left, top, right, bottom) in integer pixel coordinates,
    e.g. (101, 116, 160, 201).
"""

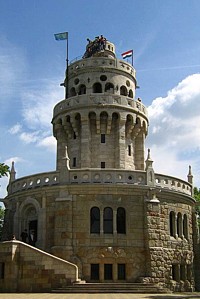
(121, 50, 133, 59)
(54, 32, 68, 41)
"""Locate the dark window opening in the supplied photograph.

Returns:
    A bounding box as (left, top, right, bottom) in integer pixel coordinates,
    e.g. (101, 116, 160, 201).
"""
(100, 75, 107, 81)
(101, 134, 105, 143)
(73, 132, 76, 139)
(90, 207, 100, 234)
(169, 211, 176, 237)
(128, 89, 133, 98)
(73, 157, 77, 167)
(118, 264, 126, 280)
(104, 207, 113, 234)
(172, 264, 179, 281)
(105, 82, 114, 93)
(117, 207, 126, 234)
(70, 87, 76, 97)
(177, 212, 182, 238)
(0, 263, 5, 279)
(93, 82, 102, 93)
(120, 85, 127, 96)
(183, 214, 188, 239)
(104, 264, 113, 280)
(91, 264, 99, 280)
(180, 264, 186, 281)
(78, 84, 86, 95)
(128, 145, 131, 156)
(101, 162, 105, 169)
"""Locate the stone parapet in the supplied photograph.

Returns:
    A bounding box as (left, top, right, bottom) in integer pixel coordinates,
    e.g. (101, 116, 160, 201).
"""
(6, 169, 193, 197)
(69, 57, 136, 79)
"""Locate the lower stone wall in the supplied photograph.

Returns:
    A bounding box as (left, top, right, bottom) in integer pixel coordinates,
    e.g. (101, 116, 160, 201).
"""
(148, 247, 194, 292)
(0, 240, 79, 292)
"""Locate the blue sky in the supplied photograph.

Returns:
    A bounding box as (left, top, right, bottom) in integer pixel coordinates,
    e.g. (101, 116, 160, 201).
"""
(1, 0, 200, 198)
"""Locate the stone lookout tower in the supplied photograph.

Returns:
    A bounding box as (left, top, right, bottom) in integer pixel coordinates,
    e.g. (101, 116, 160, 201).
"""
(1, 36, 198, 292)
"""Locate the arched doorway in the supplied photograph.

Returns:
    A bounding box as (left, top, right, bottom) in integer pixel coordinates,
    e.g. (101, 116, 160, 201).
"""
(14, 197, 44, 248)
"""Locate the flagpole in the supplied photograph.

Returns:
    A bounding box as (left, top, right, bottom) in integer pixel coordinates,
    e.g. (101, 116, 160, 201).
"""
(132, 50, 133, 66)
(65, 34, 69, 99)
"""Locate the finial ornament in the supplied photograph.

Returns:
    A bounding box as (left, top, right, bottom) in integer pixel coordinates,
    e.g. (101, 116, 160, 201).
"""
(147, 148, 151, 160)
(187, 165, 193, 185)
(9, 161, 16, 182)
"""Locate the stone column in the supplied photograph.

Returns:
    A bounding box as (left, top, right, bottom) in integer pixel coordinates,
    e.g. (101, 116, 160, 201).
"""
(113, 263, 118, 282)
(113, 210, 117, 235)
(81, 117, 91, 168)
(117, 118, 126, 169)
(100, 263, 104, 282)
(54, 124, 68, 171)
(135, 130, 145, 170)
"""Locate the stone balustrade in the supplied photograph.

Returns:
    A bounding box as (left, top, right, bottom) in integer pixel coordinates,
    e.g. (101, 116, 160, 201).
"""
(8, 171, 60, 194)
(53, 94, 147, 118)
(69, 56, 136, 77)
(7, 169, 192, 197)
(154, 173, 192, 196)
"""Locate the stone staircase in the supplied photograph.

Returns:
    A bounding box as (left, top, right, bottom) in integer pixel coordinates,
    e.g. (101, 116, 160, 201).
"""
(52, 282, 169, 293)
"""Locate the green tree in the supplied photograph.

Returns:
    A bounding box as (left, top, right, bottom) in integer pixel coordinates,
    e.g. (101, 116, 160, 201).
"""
(194, 187, 200, 202)
(194, 187, 200, 227)
(0, 163, 9, 178)
(0, 206, 5, 240)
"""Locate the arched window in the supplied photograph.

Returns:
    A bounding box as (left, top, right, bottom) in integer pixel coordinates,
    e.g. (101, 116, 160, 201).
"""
(169, 211, 176, 237)
(105, 82, 114, 93)
(70, 87, 76, 97)
(177, 212, 182, 238)
(120, 85, 127, 96)
(103, 207, 113, 234)
(90, 207, 100, 234)
(78, 84, 86, 95)
(93, 82, 102, 93)
(183, 214, 188, 240)
(117, 207, 126, 234)
(128, 89, 133, 98)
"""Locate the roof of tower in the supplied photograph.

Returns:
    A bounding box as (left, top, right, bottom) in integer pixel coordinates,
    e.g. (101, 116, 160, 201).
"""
(82, 35, 115, 59)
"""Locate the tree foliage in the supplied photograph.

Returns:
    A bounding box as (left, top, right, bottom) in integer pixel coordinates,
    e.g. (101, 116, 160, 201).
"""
(0, 163, 9, 178)
(194, 187, 200, 202)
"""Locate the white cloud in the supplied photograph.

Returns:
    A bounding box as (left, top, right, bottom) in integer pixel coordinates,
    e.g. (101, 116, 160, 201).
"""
(19, 131, 41, 144)
(8, 123, 22, 135)
(21, 81, 64, 129)
(37, 136, 56, 152)
(147, 73, 200, 186)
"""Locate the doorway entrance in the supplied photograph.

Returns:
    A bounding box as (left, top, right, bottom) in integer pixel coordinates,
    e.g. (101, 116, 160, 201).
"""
(29, 220, 37, 245)
(104, 264, 113, 280)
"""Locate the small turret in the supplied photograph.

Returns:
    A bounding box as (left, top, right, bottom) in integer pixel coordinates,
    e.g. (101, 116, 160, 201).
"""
(145, 149, 155, 187)
(187, 165, 193, 185)
(9, 161, 16, 183)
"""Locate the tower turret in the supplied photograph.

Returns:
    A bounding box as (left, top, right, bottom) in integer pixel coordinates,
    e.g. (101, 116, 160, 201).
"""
(52, 36, 148, 173)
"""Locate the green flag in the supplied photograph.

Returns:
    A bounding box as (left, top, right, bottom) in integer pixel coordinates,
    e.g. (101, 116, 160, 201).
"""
(54, 32, 68, 41)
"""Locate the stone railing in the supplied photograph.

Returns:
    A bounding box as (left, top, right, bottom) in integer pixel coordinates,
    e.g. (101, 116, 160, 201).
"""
(7, 169, 192, 197)
(8, 171, 60, 195)
(53, 94, 147, 118)
(154, 173, 192, 196)
(69, 56, 136, 78)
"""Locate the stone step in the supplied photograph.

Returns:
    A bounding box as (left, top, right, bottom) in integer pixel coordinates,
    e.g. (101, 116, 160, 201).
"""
(52, 282, 168, 293)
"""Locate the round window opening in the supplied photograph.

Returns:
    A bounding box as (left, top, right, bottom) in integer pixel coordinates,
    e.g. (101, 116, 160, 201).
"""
(128, 176, 133, 180)
(74, 78, 79, 85)
(126, 80, 130, 87)
(100, 75, 107, 81)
